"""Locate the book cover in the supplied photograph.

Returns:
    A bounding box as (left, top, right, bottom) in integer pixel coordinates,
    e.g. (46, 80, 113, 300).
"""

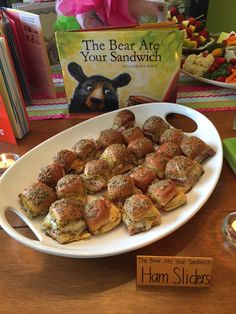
(0, 69, 24, 140)
(11, 1, 59, 65)
(0, 35, 29, 139)
(56, 27, 183, 113)
(0, 9, 32, 107)
(0, 94, 17, 145)
(3, 8, 57, 98)
(13, 1, 56, 13)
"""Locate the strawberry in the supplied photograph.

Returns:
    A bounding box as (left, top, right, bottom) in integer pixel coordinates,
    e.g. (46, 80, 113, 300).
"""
(208, 65, 216, 73)
(215, 76, 226, 82)
(230, 58, 236, 65)
(188, 17, 196, 25)
(214, 57, 226, 65)
(176, 13, 184, 23)
(186, 27, 193, 37)
(170, 6, 179, 17)
(212, 63, 220, 70)
(222, 40, 227, 46)
(178, 24, 184, 30)
(194, 20, 203, 31)
(199, 28, 209, 39)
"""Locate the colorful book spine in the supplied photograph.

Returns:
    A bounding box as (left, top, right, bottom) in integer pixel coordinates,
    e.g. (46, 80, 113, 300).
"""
(0, 35, 29, 141)
(0, 93, 17, 145)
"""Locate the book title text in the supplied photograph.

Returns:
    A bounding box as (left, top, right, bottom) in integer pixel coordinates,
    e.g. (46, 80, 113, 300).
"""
(80, 39, 161, 62)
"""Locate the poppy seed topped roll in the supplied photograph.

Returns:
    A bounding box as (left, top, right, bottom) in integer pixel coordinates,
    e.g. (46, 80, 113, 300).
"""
(84, 198, 121, 234)
(112, 109, 135, 131)
(53, 149, 79, 172)
(38, 162, 65, 188)
(107, 174, 135, 201)
(159, 128, 184, 145)
(100, 144, 135, 175)
(122, 194, 161, 235)
(18, 182, 57, 218)
(142, 116, 170, 143)
(97, 128, 124, 150)
(56, 174, 87, 205)
(83, 159, 111, 194)
(41, 198, 88, 244)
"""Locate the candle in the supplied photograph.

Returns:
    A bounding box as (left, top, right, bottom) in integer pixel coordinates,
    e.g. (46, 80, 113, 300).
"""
(222, 212, 236, 248)
(0, 153, 20, 175)
(229, 218, 236, 238)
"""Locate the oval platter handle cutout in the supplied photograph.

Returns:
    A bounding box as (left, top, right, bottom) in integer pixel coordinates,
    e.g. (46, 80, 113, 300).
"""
(166, 113, 198, 133)
(0, 206, 45, 248)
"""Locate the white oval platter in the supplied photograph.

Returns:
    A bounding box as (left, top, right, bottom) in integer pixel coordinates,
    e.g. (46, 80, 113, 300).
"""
(181, 69, 236, 89)
(0, 103, 223, 258)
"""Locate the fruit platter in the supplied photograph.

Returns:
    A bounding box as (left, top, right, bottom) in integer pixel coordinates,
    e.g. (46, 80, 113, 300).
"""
(168, 5, 212, 51)
(180, 31, 236, 88)
(167, 5, 236, 88)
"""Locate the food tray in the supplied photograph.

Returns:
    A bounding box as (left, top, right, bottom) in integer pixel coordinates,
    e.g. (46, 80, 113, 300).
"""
(0, 103, 223, 258)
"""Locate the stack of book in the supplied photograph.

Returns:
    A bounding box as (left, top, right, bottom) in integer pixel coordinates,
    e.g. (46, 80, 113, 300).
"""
(0, 30, 29, 144)
(0, 1, 58, 144)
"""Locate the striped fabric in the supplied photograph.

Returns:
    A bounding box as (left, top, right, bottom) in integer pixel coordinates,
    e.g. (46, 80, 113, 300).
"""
(177, 73, 236, 112)
(27, 74, 69, 120)
(26, 72, 236, 121)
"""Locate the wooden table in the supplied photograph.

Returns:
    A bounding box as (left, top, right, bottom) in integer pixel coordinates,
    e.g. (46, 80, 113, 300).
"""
(0, 111, 236, 314)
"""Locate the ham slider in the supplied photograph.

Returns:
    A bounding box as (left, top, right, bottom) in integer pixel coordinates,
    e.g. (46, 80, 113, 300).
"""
(82, 159, 111, 194)
(122, 193, 161, 235)
(97, 128, 124, 151)
(107, 174, 135, 202)
(18, 182, 57, 218)
(71, 138, 98, 171)
(147, 179, 186, 211)
(155, 142, 182, 159)
(100, 144, 135, 175)
(56, 174, 87, 206)
(83, 198, 121, 235)
(53, 149, 81, 173)
(165, 155, 204, 193)
(159, 128, 184, 145)
(41, 198, 88, 244)
(142, 116, 170, 143)
(112, 109, 135, 131)
(180, 135, 216, 163)
(129, 166, 156, 192)
(38, 162, 65, 189)
(122, 126, 144, 145)
(128, 136, 154, 164)
(144, 152, 170, 179)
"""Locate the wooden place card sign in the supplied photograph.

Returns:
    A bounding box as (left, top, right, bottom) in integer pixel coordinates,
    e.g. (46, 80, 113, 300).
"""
(137, 256, 213, 288)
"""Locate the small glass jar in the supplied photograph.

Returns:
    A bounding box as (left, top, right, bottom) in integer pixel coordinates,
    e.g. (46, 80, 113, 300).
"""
(222, 212, 236, 248)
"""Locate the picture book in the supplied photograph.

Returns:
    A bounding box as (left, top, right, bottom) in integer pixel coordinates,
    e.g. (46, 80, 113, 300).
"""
(56, 26, 183, 113)
(2, 7, 57, 98)
(0, 35, 29, 141)
(0, 94, 17, 145)
(11, 1, 59, 65)
(0, 9, 32, 107)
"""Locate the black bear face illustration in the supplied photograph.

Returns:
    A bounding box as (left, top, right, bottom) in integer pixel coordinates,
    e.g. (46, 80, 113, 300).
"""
(68, 62, 131, 113)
